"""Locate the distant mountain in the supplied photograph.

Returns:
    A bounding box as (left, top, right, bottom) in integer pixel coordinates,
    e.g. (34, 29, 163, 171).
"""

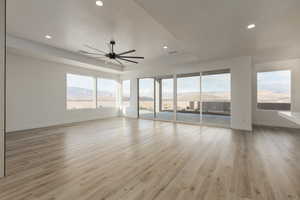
(139, 96, 154, 101)
(67, 87, 93, 100)
(67, 87, 114, 100)
(258, 90, 290, 103)
(140, 92, 230, 102)
(68, 88, 288, 103)
(68, 88, 231, 102)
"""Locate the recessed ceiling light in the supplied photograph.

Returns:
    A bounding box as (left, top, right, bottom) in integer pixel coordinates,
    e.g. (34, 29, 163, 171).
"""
(247, 24, 256, 29)
(163, 46, 168, 49)
(96, 0, 103, 6)
(45, 35, 52, 39)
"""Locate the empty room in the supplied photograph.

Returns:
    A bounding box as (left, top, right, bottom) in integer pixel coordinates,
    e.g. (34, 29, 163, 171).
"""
(1, 0, 300, 199)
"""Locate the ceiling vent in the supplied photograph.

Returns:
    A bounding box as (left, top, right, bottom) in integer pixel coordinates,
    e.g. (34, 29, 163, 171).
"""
(168, 50, 178, 55)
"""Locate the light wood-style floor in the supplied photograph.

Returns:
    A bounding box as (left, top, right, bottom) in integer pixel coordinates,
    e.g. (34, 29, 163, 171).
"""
(0, 117, 300, 200)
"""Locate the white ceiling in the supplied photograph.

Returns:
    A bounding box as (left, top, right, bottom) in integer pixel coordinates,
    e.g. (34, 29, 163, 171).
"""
(135, 0, 300, 62)
(7, 0, 300, 71)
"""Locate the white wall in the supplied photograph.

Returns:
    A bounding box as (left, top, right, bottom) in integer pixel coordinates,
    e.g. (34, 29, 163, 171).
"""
(6, 52, 120, 132)
(7, 49, 298, 135)
(122, 78, 138, 118)
(230, 57, 252, 130)
(0, 0, 5, 178)
(122, 56, 253, 131)
(252, 59, 300, 128)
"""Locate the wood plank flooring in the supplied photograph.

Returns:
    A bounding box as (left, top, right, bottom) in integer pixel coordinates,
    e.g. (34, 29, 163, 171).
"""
(0, 117, 300, 200)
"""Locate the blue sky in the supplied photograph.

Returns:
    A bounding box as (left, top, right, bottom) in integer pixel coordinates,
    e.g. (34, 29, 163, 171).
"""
(67, 74, 94, 89)
(140, 74, 231, 97)
(122, 80, 130, 97)
(67, 74, 118, 92)
(68, 70, 290, 97)
(139, 70, 290, 96)
(177, 74, 231, 93)
(97, 78, 118, 92)
(139, 78, 154, 97)
(68, 73, 231, 95)
(202, 74, 230, 93)
(177, 76, 201, 93)
(257, 70, 290, 93)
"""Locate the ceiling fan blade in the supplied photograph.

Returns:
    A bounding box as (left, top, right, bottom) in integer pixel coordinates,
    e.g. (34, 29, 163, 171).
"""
(114, 59, 125, 67)
(118, 56, 144, 59)
(118, 58, 138, 64)
(94, 56, 109, 59)
(79, 50, 106, 56)
(84, 44, 107, 54)
(117, 50, 136, 56)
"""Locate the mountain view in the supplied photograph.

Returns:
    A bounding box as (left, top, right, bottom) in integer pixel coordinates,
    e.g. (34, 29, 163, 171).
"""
(67, 87, 116, 109)
(67, 87, 93, 100)
(67, 87, 115, 101)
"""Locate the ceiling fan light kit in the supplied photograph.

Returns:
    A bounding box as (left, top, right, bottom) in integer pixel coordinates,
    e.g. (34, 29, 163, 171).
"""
(80, 40, 144, 65)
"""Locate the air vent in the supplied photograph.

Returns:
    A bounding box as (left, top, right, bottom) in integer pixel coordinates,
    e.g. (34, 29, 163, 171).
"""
(168, 50, 178, 55)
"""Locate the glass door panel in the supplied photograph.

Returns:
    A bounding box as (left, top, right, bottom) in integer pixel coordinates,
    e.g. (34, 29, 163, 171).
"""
(122, 80, 130, 115)
(201, 70, 231, 126)
(176, 73, 201, 123)
(139, 78, 155, 119)
(155, 76, 174, 121)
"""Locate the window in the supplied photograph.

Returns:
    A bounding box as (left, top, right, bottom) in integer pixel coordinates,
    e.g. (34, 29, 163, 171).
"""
(122, 80, 130, 109)
(97, 78, 118, 108)
(66, 74, 119, 110)
(257, 70, 291, 110)
(66, 74, 96, 110)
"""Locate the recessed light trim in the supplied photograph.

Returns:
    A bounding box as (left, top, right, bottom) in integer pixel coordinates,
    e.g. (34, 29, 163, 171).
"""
(96, 0, 103, 6)
(163, 46, 168, 49)
(45, 35, 52, 39)
(247, 24, 256, 29)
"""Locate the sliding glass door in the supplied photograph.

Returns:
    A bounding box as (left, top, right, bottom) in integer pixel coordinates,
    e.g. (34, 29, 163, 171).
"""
(138, 78, 155, 119)
(137, 70, 231, 127)
(176, 73, 201, 123)
(201, 70, 231, 126)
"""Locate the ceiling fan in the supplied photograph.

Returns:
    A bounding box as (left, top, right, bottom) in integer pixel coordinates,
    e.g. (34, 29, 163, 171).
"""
(79, 40, 144, 66)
